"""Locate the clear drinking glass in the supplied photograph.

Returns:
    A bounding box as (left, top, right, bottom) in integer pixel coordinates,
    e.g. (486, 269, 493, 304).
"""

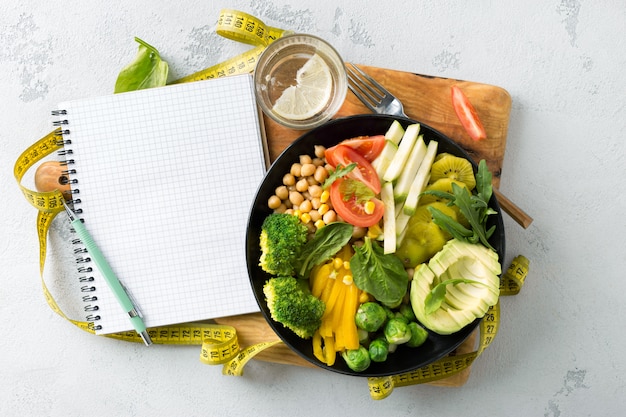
(254, 34, 348, 130)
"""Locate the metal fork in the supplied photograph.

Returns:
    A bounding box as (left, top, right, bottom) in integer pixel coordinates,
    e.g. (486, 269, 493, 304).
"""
(346, 63, 408, 118)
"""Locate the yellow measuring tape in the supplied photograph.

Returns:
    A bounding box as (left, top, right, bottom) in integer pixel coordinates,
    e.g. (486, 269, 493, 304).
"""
(13, 8, 528, 398)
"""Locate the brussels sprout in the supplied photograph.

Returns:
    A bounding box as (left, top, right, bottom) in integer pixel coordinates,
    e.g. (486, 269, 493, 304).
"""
(355, 302, 387, 332)
(399, 303, 417, 323)
(341, 346, 371, 372)
(406, 322, 428, 348)
(368, 338, 389, 362)
(384, 317, 412, 345)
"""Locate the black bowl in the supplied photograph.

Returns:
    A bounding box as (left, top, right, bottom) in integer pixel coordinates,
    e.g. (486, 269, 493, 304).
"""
(246, 114, 505, 377)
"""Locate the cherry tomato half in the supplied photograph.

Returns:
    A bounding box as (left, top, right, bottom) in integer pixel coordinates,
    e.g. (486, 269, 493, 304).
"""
(325, 144, 381, 194)
(325, 135, 386, 162)
(451, 85, 487, 141)
(330, 179, 385, 228)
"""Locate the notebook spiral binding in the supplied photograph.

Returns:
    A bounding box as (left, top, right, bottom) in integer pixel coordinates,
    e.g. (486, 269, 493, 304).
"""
(53, 109, 102, 331)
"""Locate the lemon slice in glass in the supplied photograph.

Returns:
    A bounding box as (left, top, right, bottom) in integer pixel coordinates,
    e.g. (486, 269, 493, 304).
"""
(272, 54, 333, 121)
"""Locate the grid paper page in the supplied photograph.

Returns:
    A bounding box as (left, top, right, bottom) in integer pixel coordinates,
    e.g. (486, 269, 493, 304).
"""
(59, 74, 265, 334)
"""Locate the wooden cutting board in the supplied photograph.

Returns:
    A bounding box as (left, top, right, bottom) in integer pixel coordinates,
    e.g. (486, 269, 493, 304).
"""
(215, 64, 512, 386)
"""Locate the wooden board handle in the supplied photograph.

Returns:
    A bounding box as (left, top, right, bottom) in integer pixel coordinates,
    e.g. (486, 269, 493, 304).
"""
(494, 189, 533, 229)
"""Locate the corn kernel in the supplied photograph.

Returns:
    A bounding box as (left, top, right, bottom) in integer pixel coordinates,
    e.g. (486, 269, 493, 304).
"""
(318, 203, 330, 216)
(359, 291, 370, 304)
(293, 209, 302, 218)
(367, 224, 383, 239)
(364, 200, 376, 215)
(300, 212, 312, 224)
(343, 261, 351, 270)
(320, 190, 330, 203)
(314, 219, 325, 229)
(342, 274, 353, 285)
(333, 257, 343, 270)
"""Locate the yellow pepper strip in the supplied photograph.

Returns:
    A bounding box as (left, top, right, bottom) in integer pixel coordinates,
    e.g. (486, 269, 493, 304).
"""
(313, 330, 325, 363)
(311, 262, 332, 298)
(322, 276, 344, 319)
(341, 283, 360, 350)
(318, 281, 337, 338)
(323, 336, 336, 366)
(309, 244, 361, 366)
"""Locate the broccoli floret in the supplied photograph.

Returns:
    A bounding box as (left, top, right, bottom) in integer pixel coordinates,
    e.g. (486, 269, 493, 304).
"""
(263, 276, 325, 339)
(259, 213, 308, 276)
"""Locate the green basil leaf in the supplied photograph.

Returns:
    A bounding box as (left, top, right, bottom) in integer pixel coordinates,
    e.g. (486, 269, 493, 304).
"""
(350, 237, 409, 306)
(424, 278, 487, 314)
(295, 222, 353, 279)
(114, 37, 169, 93)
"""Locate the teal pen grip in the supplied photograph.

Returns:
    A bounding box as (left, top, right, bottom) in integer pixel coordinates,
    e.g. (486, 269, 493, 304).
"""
(65, 205, 152, 345)
(71, 219, 135, 312)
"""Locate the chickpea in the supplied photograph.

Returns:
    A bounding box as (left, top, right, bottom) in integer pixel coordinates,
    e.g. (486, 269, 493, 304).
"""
(268, 195, 282, 209)
(311, 197, 321, 210)
(314, 145, 326, 159)
(289, 190, 304, 206)
(312, 157, 325, 167)
(352, 227, 367, 239)
(275, 185, 289, 200)
(309, 209, 321, 222)
(299, 199, 312, 213)
(314, 166, 329, 183)
(300, 163, 316, 177)
(275, 204, 287, 213)
(299, 154, 313, 165)
(290, 163, 302, 177)
(283, 173, 295, 186)
(308, 184, 322, 198)
(322, 209, 337, 224)
(295, 178, 309, 192)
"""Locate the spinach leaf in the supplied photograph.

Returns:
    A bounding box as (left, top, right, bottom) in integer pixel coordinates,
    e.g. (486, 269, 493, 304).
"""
(350, 237, 409, 306)
(295, 222, 353, 279)
(114, 37, 169, 93)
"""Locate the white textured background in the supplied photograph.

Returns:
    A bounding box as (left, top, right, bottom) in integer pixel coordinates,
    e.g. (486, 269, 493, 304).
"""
(2, 1, 625, 416)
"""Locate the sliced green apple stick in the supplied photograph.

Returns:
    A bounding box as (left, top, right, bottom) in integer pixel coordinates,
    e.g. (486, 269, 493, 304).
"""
(393, 134, 427, 204)
(380, 181, 396, 254)
(382, 123, 420, 182)
(372, 120, 404, 177)
(403, 140, 438, 216)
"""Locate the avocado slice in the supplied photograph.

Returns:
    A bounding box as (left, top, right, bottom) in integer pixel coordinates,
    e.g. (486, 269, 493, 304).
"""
(410, 239, 501, 335)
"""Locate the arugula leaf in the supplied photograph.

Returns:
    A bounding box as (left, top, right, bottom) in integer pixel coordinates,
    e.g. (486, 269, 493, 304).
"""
(322, 163, 356, 189)
(114, 37, 169, 93)
(424, 278, 488, 314)
(422, 159, 497, 250)
(294, 222, 353, 279)
(350, 237, 409, 306)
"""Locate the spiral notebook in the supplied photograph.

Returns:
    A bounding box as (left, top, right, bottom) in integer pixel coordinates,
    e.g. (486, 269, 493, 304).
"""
(54, 74, 268, 334)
